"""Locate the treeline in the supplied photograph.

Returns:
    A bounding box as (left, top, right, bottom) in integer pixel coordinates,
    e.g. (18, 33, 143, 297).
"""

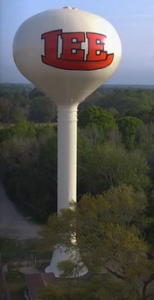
(80, 86, 154, 122)
(0, 85, 154, 222)
(0, 84, 154, 226)
(0, 83, 57, 124)
(1, 83, 154, 124)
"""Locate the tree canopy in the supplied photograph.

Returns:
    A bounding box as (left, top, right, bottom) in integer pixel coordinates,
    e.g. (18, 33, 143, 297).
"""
(78, 106, 118, 135)
(39, 184, 154, 300)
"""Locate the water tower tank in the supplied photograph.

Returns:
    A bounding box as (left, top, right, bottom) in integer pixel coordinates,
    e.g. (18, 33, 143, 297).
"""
(13, 7, 121, 105)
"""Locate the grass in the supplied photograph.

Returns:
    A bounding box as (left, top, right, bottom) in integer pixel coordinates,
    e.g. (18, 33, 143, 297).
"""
(0, 237, 52, 263)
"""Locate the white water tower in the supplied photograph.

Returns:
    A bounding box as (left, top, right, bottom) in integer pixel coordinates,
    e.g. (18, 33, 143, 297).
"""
(13, 6, 122, 277)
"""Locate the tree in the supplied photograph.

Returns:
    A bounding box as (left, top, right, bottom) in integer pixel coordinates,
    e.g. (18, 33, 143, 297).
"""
(0, 98, 12, 123)
(117, 116, 144, 149)
(28, 87, 45, 99)
(12, 107, 27, 124)
(40, 285, 70, 300)
(0, 128, 57, 222)
(29, 96, 56, 123)
(78, 106, 118, 138)
(0, 124, 151, 222)
(149, 106, 154, 123)
(146, 145, 154, 184)
(78, 142, 151, 197)
(98, 88, 154, 117)
(39, 184, 154, 300)
(137, 123, 154, 150)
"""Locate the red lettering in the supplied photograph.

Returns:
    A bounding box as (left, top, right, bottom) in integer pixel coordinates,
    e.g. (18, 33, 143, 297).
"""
(41, 29, 114, 70)
(61, 32, 85, 61)
(86, 33, 107, 61)
(41, 30, 61, 65)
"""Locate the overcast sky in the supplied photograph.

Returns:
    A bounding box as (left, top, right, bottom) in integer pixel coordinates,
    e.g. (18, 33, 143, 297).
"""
(1, 0, 154, 85)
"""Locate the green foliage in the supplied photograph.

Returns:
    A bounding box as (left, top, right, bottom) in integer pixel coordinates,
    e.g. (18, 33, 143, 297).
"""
(78, 106, 118, 137)
(0, 125, 151, 222)
(0, 84, 57, 124)
(28, 87, 45, 99)
(40, 276, 142, 300)
(12, 107, 27, 124)
(146, 145, 154, 183)
(0, 98, 11, 123)
(40, 284, 70, 300)
(78, 142, 151, 196)
(98, 88, 154, 117)
(1, 84, 154, 125)
(0, 128, 57, 222)
(0, 85, 154, 226)
(39, 184, 153, 300)
(117, 116, 144, 149)
(0, 238, 51, 262)
(0, 121, 36, 143)
(29, 96, 56, 123)
(137, 123, 154, 151)
(11, 120, 36, 137)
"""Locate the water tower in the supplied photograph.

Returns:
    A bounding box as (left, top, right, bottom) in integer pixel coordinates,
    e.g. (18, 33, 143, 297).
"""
(13, 6, 122, 277)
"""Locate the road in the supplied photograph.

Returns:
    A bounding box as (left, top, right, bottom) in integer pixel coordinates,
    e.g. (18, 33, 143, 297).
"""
(0, 181, 40, 239)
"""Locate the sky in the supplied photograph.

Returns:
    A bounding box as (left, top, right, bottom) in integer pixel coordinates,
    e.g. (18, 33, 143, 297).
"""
(0, 0, 154, 85)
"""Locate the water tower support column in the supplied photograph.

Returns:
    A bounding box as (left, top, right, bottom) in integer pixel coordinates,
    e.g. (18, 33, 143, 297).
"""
(57, 104, 77, 211)
(45, 103, 88, 276)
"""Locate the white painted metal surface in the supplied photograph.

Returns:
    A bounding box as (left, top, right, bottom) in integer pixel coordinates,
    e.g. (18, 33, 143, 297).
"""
(57, 104, 78, 211)
(13, 7, 122, 104)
